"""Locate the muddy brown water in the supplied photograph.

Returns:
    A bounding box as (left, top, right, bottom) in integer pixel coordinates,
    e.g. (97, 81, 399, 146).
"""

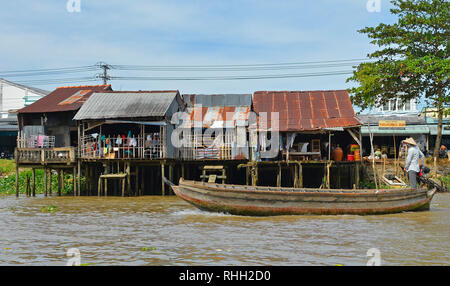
(0, 193, 449, 265)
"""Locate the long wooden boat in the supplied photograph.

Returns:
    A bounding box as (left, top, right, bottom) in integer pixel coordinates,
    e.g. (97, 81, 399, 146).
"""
(171, 178, 436, 216)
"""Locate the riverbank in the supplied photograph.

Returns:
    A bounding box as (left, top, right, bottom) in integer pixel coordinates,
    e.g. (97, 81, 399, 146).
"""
(0, 159, 76, 196)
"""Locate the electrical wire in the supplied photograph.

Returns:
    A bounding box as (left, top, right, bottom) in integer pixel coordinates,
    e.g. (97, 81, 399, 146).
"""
(111, 70, 353, 81)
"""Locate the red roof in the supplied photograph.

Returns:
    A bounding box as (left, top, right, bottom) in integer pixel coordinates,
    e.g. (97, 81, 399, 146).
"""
(18, 84, 112, 113)
(253, 90, 361, 132)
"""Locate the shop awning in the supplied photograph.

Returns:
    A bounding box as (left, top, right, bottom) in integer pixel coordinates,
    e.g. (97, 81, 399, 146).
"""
(361, 125, 429, 136)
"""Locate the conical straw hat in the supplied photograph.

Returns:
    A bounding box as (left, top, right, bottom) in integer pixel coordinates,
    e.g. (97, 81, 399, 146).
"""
(402, 137, 417, 146)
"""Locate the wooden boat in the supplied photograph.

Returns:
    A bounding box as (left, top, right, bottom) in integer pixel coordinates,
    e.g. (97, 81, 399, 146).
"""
(170, 178, 436, 216)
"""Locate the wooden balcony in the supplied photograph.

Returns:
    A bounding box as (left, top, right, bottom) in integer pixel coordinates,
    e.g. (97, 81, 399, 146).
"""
(15, 147, 76, 165)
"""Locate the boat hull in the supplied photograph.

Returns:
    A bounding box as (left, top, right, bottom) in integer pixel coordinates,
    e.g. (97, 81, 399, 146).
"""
(172, 179, 436, 216)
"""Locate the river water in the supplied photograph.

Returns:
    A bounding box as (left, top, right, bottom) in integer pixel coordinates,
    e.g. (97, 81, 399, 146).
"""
(0, 193, 449, 266)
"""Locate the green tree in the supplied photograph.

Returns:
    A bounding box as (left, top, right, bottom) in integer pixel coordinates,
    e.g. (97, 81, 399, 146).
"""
(347, 0, 449, 157)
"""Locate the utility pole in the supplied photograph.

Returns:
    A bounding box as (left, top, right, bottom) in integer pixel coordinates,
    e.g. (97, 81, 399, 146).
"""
(96, 62, 111, 85)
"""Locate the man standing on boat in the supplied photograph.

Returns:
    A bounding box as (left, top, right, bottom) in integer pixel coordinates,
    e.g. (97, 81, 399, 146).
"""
(403, 138, 425, 189)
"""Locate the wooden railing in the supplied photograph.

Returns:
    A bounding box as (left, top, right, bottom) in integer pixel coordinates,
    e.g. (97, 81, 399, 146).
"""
(15, 147, 76, 164)
(176, 133, 249, 160)
(80, 132, 166, 160)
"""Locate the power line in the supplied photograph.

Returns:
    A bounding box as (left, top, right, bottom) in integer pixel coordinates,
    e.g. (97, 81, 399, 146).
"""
(111, 58, 368, 69)
(0, 58, 367, 85)
(111, 70, 353, 81)
(0, 65, 97, 76)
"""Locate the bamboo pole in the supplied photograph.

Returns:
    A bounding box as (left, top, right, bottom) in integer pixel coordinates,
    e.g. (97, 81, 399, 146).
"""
(367, 124, 379, 190)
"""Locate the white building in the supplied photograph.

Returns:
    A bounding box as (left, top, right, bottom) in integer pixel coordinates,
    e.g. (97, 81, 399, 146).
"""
(0, 78, 48, 118)
(376, 98, 418, 114)
(0, 78, 48, 157)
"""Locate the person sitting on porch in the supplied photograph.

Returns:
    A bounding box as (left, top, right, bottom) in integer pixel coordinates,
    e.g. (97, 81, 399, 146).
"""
(403, 137, 425, 189)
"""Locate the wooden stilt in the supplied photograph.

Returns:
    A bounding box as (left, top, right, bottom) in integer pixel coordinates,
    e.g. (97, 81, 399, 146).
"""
(32, 168, 36, 197)
(276, 163, 281, 187)
(169, 164, 173, 195)
(141, 167, 145, 196)
(49, 169, 52, 196)
(26, 174, 30, 197)
(85, 165, 89, 196)
(73, 167, 76, 196)
(61, 169, 65, 195)
(161, 163, 165, 196)
(44, 167, 48, 197)
(97, 176, 102, 197)
(246, 165, 249, 186)
(127, 162, 131, 196)
(355, 162, 360, 188)
(77, 160, 81, 196)
(15, 164, 19, 197)
(57, 169, 62, 196)
(299, 163, 303, 188)
(122, 177, 126, 197)
(135, 165, 140, 196)
(105, 178, 108, 197)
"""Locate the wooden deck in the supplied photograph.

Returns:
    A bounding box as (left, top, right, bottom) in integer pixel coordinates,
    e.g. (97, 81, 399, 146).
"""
(15, 147, 76, 165)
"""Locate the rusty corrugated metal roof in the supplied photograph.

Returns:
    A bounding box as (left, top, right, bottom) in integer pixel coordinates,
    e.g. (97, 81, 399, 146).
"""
(179, 106, 251, 128)
(18, 84, 112, 114)
(180, 94, 252, 128)
(253, 90, 361, 132)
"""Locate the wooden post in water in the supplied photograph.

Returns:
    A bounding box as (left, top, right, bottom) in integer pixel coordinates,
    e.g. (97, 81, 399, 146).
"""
(122, 176, 126, 197)
(77, 160, 81, 196)
(15, 164, 19, 197)
(26, 174, 30, 197)
(72, 167, 76, 196)
(135, 165, 140, 196)
(276, 163, 281, 187)
(299, 163, 303, 188)
(161, 163, 165, 196)
(57, 169, 62, 196)
(61, 169, 65, 195)
(97, 176, 102, 197)
(127, 162, 131, 196)
(44, 167, 48, 197)
(32, 168, 36, 197)
(141, 167, 145, 196)
(48, 169, 52, 196)
(169, 164, 174, 195)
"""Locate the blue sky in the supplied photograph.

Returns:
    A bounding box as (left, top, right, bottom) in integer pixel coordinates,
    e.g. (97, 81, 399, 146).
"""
(0, 0, 397, 95)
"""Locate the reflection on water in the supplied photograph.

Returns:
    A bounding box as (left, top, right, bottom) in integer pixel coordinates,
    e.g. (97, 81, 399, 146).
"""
(0, 193, 449, 265)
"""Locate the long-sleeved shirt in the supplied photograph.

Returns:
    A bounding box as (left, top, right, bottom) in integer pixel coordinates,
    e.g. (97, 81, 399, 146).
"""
(405, 146, 425, 173)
